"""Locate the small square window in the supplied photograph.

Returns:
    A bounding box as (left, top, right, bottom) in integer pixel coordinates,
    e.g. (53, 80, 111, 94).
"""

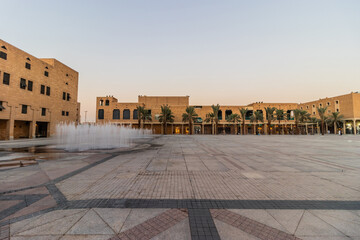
(21, 105, 27, 114)
(336, 108, 339, 112)
(44, 71, 49, 77)
(66, 111, 69, 116)
(41, 108, 46, 116)
(28, 81, 33, 91)
(313, 112, 316, 115)
(25, 62, 31, 70)
(319, 104, 322, 107)
(20, 78, 26, 89)
(306, 106, 309, 109)
(46, 86, 50, 96)
(3, 72, 10, 85)
(336, 100, 339, 104)
(40, 85, 45, 94)
(0, 101, 3, 111)
(63, 92, 66, 100)
(62, 111, 65, 116)
(327, 102, 330, 106)
(105, 100, 109, 106)
(312, 105, 315, 108)
(67, 93, 70, 101)
(100, 100, 104, 106)
(0, 51, 7, 60)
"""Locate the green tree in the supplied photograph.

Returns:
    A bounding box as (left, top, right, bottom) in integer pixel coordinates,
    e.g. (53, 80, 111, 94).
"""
(211, 104, 220, 134)
(299, 110, 310, 134)
(329, 112, 344, 134)
(264, 107, 276, 135)
(308, 117, 318, 135)
(239, 108, 248, 135)
(226, 113, 241, 134)
(137, 105, 152, 129)
(182, 106, 198, 135)
(275, 109, 285, 135)
(158, 105, 174, 135)
(317, 107, 328, 135)
(250, 110, 264, 135)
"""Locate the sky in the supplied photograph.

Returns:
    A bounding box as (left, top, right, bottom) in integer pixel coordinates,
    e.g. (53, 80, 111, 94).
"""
(1, 0, 359, 122)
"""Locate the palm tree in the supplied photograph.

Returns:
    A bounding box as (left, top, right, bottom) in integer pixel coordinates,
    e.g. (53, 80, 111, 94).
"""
(137, 105, 152, 129)
(226, 113, 241, 134)
(329, 112, 344, 134)
(205, 113, 215, 134)
(308, 117, 318, 135)
(182, 106, 198, 135)
(264, 107, 276, 135)
(317, 107, 328, 135)
(275, 109, 285, 135)
(211, 104, 220, 134)
(239, 108, 248, 135)
(158, 105, 174, 135)
(250, 111, 264, 135)
(299, 110, 310, 134)
(136, 105, 144, 128)
(293, 109, 302, 135)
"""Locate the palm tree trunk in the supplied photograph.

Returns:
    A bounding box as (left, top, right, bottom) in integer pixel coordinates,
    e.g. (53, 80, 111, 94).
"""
(334, 122, 337, 134)
(321, 121, 324, 135)
(164, 122, 167, 135)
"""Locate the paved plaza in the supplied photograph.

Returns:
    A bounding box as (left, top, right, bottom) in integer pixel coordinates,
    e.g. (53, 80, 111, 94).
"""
(0, 135, 360, 240)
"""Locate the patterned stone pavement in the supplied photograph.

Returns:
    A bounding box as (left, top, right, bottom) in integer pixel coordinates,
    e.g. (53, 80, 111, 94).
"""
(0, 135, 360, 239)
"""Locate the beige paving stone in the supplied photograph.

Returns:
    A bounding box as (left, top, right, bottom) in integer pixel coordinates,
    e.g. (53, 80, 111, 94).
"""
(120, 208, 168, 232)
(266, 209, 305, 234)
(228, 209, 289, 233)
(295, 211, 347, 237)
(16, 211, 86, 236)
(93, 208, 131, 234)
(66, 209, 115, 235)
(10, 235, 62, 240)
(59, 234, 113, 240)
(214, 219, 260, 240)
(150, 218, 191, 240)
(10, 209, 87, 236)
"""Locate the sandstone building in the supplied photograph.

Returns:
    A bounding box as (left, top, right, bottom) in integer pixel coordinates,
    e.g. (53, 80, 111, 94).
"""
(96, 93, 360, 135)
(0, 39, 80, 140)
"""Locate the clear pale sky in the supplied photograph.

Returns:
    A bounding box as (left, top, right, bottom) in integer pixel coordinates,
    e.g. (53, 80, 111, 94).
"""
(1, 0, 359, 122)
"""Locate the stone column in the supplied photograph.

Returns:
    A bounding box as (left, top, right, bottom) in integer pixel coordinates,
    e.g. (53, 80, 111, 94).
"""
(305, 123, 308, 135)
(181, 124, 184, 134)
(29, 121, 36, 139)
(234, 123, 237, 135)
(326, 123, 328, 134)
(264, 124, 267, 135)
(6, 119, 14, 140)
(171, 124, 174, 135)
(161, 123, 163, 135)
(202, 124, 204, 134)
(354, 120, 357, 135)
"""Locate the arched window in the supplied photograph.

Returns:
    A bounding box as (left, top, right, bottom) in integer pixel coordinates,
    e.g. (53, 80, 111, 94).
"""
(98, 109, 104, 119)
(133, 109, 138, 119)
(218, 110, 223, 120)
(113, 109, 120, 119)
(123, 109, 130, 119)
(225, 110, 232, 120)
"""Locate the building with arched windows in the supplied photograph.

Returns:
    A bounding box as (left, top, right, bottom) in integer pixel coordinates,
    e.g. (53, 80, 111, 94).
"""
(96, 92, 360, 135)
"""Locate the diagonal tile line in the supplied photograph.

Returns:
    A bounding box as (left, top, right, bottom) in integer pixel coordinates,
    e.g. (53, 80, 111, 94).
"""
(0, 194, 48, 222)
(211, 209, 302, 240)
(110, 208, 188, 240)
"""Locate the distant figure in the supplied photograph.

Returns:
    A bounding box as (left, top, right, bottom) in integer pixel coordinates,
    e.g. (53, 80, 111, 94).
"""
(338, 130, 342, 135)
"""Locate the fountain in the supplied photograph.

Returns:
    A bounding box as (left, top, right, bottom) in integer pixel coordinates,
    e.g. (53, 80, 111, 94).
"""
(56, 123, 152, 151)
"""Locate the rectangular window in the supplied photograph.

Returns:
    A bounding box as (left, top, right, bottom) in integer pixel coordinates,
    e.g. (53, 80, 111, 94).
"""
(27, 80, 33, 91)
(46, 86, 50, 96)
(62, 111, 65, 116)
(0, 51, 7, 60)
(40, 85, 45, 94)
(3, 72, 10, 85)
(63, 92, 66, 100)
(20, 78, 26, 89)
(44, 71, 49, 77)
(67, 93, 70, 101)
(21, 105, 27, 114)
(66, 111, 69, 116)
(0, 101, 3, 111)
(41, 108, 46, 116)
(25, 62, 31, 70)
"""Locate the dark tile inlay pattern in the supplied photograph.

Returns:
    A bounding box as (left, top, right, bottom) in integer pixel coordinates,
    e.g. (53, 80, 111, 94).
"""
(211, 209, 301, 240)
(188, 209, 220, 240)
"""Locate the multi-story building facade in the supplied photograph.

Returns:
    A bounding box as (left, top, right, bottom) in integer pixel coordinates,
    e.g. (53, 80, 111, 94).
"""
(96, 93, 360, 135)
(0, 39, 80, 140)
